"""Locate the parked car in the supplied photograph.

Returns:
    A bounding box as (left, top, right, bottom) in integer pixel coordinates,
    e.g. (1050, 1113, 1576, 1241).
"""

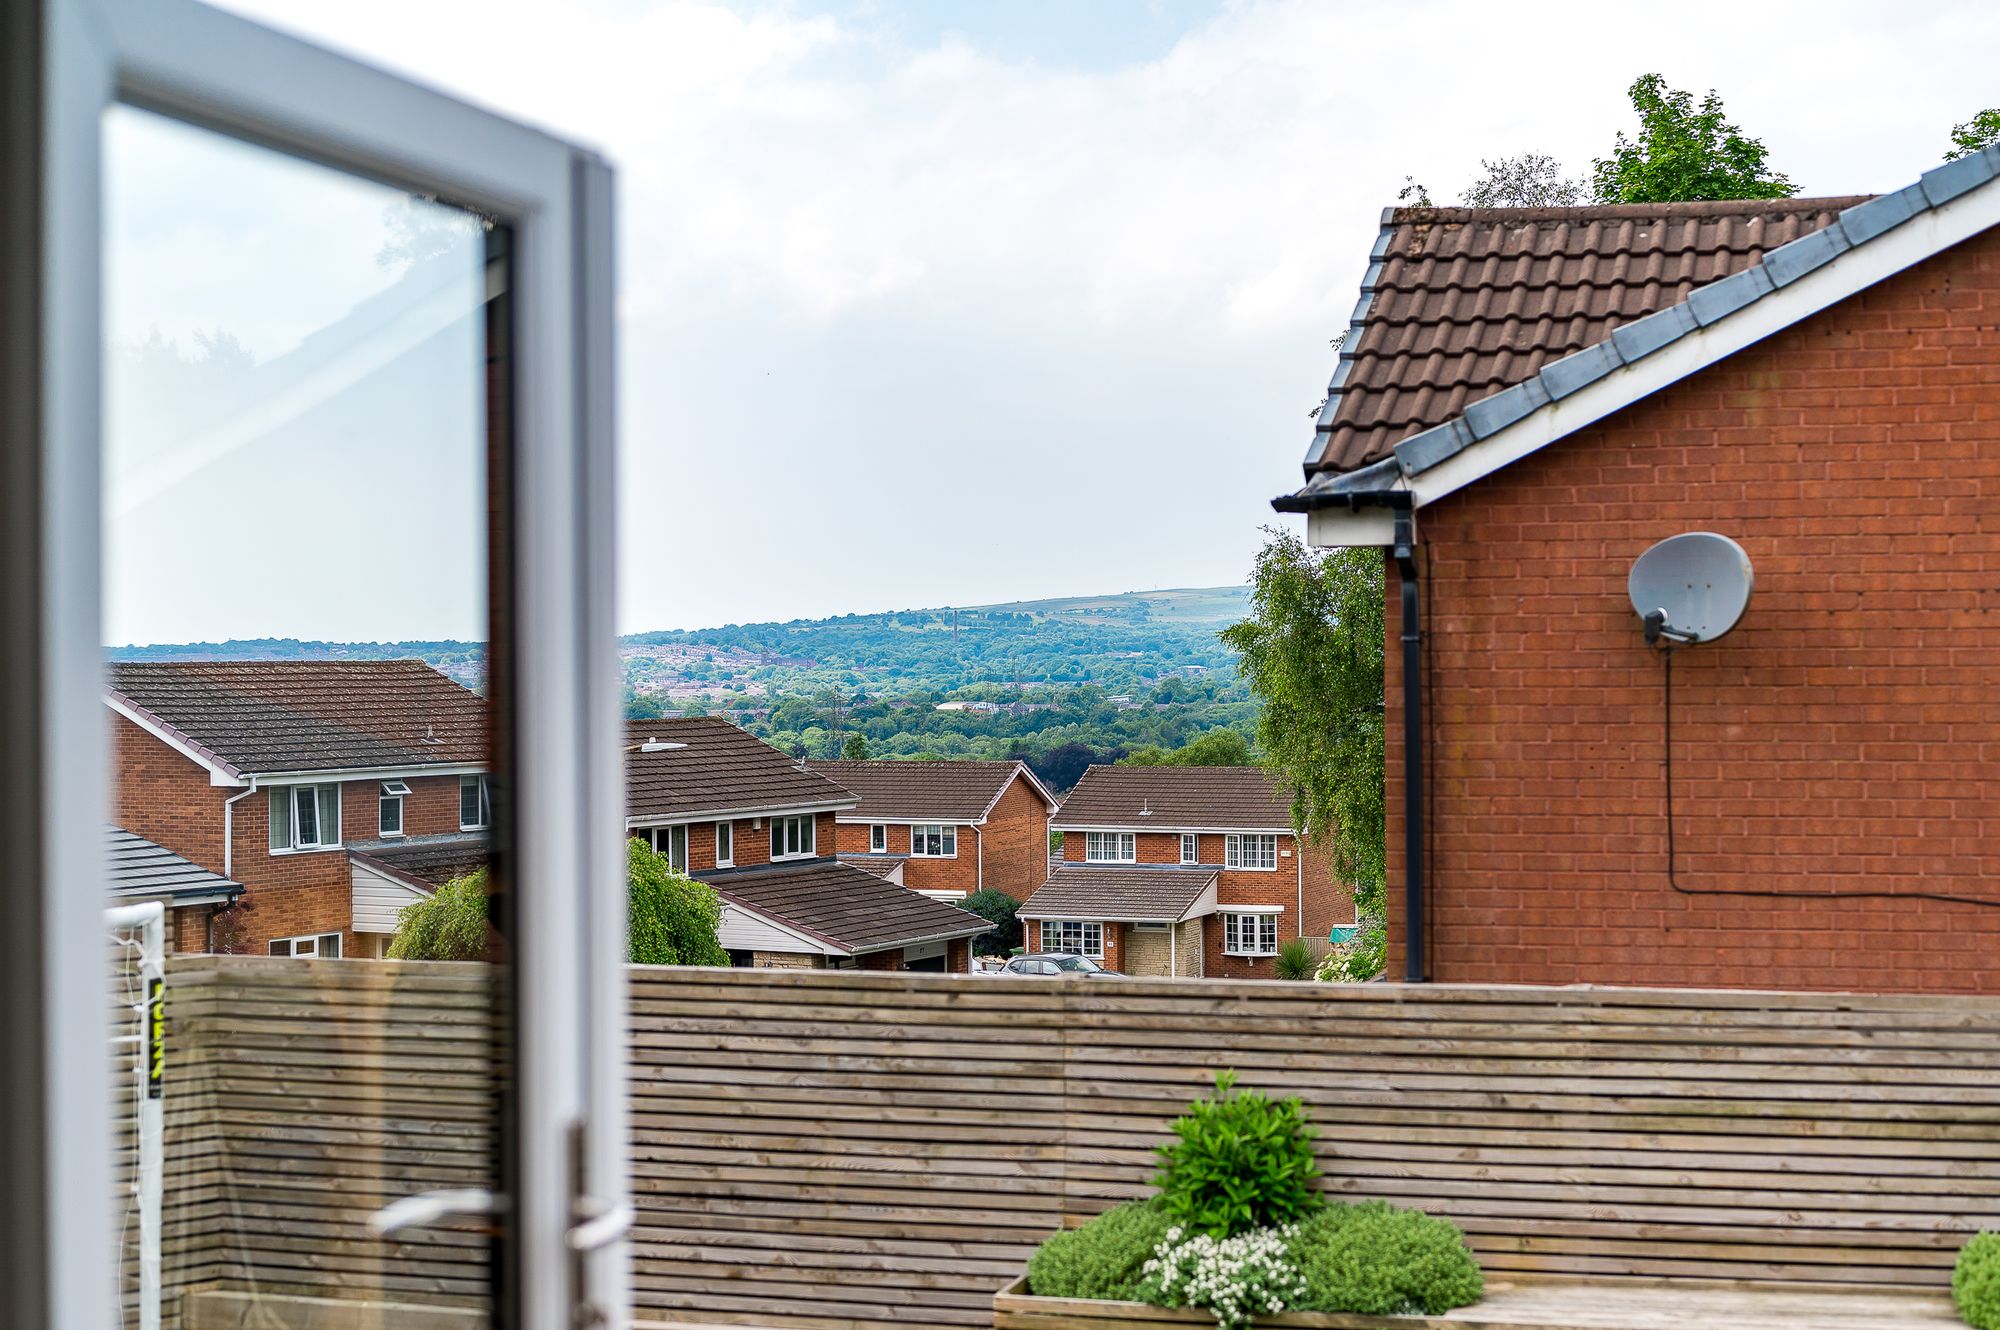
(995, 952, 1125, 978)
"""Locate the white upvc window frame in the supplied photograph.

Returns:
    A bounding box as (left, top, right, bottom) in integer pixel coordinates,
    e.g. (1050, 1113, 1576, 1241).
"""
(714, 820, 733, 868)
(1084, 831, 1137, 863)
(1225, 833, 1280, 871)
(1179, 833, 1199, 864)
(13, 6, 628, 1327)
(269, 783, 342, 854)
(910, 823, 957, 858)
(1222, 909, 1283, 956)
(771, 813, 816, 861)
(648, 824, 689, 873)
(379, 779, 411, 838)
(869, 823, 887, 852)
(459, 774, 492, 831)
(268, 931, 343, 959)
(1044, 920, 1105, 959)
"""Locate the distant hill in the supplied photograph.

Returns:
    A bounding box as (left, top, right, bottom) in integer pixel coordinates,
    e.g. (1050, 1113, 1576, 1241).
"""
(966, 586, 1250, 624)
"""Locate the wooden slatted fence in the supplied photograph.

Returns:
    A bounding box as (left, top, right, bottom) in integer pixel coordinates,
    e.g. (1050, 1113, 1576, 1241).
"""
(160, 959, 2000, 1329)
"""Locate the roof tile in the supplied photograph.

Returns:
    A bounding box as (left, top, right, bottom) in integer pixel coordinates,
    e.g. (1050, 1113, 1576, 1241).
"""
(1053, 765, 1293, 831)
(807, 759, 1052, 823)
(627, 718, 856, 821)
(699, 859, 990, 954)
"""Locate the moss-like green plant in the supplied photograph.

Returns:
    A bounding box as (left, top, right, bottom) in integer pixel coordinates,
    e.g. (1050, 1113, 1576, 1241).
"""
(1291, 1202, 1483, 1316)
(1154, 1071, 1320, 1239)
(1026, 1199, 1174, 1301)
(1957, 1231, 2000, 1330)
(388, 868, 491, 960)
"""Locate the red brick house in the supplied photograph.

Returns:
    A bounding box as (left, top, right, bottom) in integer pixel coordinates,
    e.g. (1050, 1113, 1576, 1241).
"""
(808, 759, 1057, 901)
(106, 824, 244, 953)
(1022, 765, 1346, 977)
(626, 719, 992, 970)
(1277, 147, 2000, 992)
(107, 660, 489, 957)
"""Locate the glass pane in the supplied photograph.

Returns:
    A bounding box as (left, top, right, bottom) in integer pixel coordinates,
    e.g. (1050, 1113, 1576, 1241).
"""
(101, 105, 505, 1330)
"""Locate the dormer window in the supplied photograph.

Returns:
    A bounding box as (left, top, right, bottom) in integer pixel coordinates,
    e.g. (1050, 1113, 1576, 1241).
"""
(1084, 831, 1136, 863)
(379, 780, 411, 837)
(771, 814, 815, 861)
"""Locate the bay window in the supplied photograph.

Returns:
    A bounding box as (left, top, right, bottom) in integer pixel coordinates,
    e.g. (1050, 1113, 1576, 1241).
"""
(1223, 911, 1281, 956)
(1044, 920, 1104, 958)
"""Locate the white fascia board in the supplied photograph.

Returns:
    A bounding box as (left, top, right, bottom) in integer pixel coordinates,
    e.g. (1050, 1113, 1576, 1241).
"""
(1053, 821, 1296, 835)
(259, 762, 487, 784)
(993, 763, 1060, 815)
(103, 695, 244, 786)
(834, 815, 983, 827)
(627, 798, 854, 828)
(848, 923, 991, 956)
(1305, 504, 1399, 549)
(1410, 183, 2000, 511)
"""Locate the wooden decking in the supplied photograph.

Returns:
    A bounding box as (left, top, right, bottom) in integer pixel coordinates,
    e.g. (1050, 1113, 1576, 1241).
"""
(992, 1275, 1963, 1330)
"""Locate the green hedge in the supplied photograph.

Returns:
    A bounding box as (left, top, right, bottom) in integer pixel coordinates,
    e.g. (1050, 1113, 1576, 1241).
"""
(1958, 1232, 2000, 1330)
(1026, 1200, 1174, 1301)
(1292, 1202, 1483, 1317)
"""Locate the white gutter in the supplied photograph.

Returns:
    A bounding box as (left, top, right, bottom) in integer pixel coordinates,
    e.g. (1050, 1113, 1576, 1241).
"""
(221, 776, 259, 879)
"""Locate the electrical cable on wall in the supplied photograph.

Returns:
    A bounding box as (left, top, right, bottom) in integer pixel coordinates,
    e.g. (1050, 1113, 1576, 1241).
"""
(1634, 531, 2000, 911)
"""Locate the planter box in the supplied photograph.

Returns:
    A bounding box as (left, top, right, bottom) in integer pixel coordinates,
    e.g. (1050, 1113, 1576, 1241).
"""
(992, 1275, 1476, 1330)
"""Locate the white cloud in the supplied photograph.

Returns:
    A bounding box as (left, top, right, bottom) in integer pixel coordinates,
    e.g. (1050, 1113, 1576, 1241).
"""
(204, 0, 2000, 632)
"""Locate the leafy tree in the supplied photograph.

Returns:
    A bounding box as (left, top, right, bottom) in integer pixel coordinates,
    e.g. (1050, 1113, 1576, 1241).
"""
(960, 887, 1022, 956)
(623, 686, 663, 720)
(1119, 729, 1253, 768)
(1947, 109, 2000, 161)
(1222, 531, 1384, 923)
(1592, 73, 1794, 204)
(388, 868, 492, 960)
(841, 733, 872, 759)
(1460, 153, 1585, 208)
(626, 838, 729, 966)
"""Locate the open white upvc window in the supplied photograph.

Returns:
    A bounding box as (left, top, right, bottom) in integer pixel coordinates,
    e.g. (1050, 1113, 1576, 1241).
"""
(9, 4, 627, 1327)
(460, 775, 492, 831)
(379, 780, 411, 837)
(270, 785, 342, 852)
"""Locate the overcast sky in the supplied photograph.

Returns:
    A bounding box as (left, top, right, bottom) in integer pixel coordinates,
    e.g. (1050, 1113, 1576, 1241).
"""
(164, 0, 2000, 637)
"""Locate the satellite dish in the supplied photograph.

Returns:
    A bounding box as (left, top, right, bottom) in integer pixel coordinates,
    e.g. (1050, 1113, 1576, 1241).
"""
(1628, 533, 1753, 645)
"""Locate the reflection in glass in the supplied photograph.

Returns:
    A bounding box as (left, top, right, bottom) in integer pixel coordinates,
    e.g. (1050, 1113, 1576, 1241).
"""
(102, 106, 505, 1329)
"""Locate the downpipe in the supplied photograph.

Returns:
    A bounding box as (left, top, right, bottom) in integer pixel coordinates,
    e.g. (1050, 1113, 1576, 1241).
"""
(1391, 501, 1427, 983)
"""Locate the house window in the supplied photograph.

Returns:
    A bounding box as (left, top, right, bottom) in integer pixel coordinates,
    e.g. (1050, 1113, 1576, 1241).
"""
(1180, 833, 1198, 864)
(647, 824, 689, 872)
(379, 780, 410, 838)
(771, 813, 815, 860)
(1044, 920, 1104, 958)
(459, 775, 491, 831)
(715, 821, 734, 868)
(1222, 912, 1280, 956)
(911, 823, 957, 857)
(869, 824, 887, 852)
(268, 784, 341, 852)
(1225, 834, 1278, 870)
(1084, 831, 1136, 863)
(268, 932, 343, 959)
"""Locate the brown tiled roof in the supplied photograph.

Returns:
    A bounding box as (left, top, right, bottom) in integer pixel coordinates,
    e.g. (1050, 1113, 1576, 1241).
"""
(626, 718, 857, 821)
(808, 759, 1053, 822)
(699, 859, 991, 954)
(1053, 765, 1292, 831)
(1019, 865, 1218, 923)
(837, 854, 907, 878)
(349, 834, 490, 888)
(1309, 197, 1869, 475)
(107, 660, 486, 776)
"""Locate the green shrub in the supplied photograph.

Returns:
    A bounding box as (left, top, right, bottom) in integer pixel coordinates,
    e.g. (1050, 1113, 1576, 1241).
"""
(1957, 1231, 2000, 1330)
(1273, 938, 1315, 981)
(1026, 1199, 1174, 1300)
(1292, 1202, 1483, 1316)
(961, 887, 1022, 955)
(627, 838, 729, 966)
(1155, 1071, 1320, 1238)
(388, 868, 491, 960)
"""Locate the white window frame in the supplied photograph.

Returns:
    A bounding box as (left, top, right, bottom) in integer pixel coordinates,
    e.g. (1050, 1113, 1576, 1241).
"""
(269, 783, 342, 854)
(648, 824, 689, 873)
(12, 7, 628, 1327)
(1044, 920, 1105, 959)
(1179, 833, 1199, 865)
(714, 820, 733, 869)
(1084, 831, 1136, 863)
(910, 823, 957, 858)
(1225, 833, 1279, 871)
(869, 823, 887, 852)
(268, 931, 343, 959)
(1222, 910, 1282, 956)
(771, 813, 816, 861)
(459, 774, 492, 831)
(379, 779, 410, 838)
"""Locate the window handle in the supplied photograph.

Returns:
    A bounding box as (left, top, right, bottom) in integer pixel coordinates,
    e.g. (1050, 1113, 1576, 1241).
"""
(367, 1187, 501, 1238)
(568, 1196, 634, 1252)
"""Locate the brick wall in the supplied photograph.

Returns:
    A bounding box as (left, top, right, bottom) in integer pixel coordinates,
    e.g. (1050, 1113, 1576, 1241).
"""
(980, 774, 1053, 899)
(1384, 224, 2000, 993)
